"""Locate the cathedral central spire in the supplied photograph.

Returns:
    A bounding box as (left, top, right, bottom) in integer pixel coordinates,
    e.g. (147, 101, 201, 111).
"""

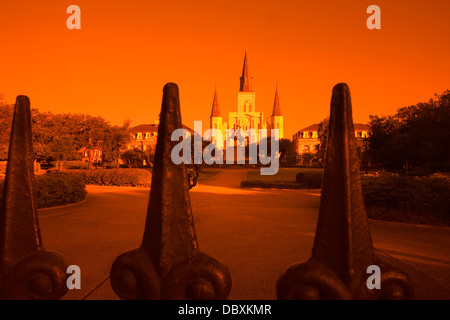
(239, 51, 253, 92)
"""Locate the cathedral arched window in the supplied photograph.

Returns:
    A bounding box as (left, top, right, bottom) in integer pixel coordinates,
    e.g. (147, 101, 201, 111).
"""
(137, 133, 142, 140)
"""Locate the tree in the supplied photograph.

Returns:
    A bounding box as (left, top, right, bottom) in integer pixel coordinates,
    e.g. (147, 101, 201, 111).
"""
(120, 148, 147, 168)
(367, 89, 450, 172)
(0, 94, 14, 160)
(51, 135, 78, 170)
(101, 120, 132, 163)
(367, 115, 401, 167)
(143, 146, 155, 167)
(316, 117, 329, 163)
(32, 109, 56, 163)
(301, 152, 314, 167)
(279, 138, 295, 165)
(0, 99, 135, 165)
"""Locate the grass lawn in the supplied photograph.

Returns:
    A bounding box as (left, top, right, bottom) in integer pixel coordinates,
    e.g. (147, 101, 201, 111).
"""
(244, 167, 323, 183)
(198, 168, 223, 182)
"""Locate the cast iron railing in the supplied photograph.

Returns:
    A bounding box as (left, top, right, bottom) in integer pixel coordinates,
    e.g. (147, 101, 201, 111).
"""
(0, 96, 68, 299)
(0, 83, 414, 300)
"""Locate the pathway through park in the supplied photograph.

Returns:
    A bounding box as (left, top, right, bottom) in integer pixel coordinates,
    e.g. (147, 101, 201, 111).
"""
(39, 169, 450, 300)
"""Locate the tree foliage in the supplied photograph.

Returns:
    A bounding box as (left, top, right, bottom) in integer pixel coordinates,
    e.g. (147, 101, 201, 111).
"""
(316, 118, 329, 162)
(0, 94, 14, 160)
(0, 94, 132, 164)
(51, 134, 79, 170)
(368, 90, 450, 171)
(120, 147, 154, 168)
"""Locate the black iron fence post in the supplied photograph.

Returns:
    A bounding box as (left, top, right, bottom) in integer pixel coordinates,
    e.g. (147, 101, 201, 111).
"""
(0, 85, 416, 300)
(0, 96, 68, 300)
(276, 84, 414, 300)
(110, 83, 231, 300)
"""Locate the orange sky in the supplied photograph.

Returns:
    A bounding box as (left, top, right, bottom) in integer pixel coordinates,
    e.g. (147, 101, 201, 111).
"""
(0, 0, 449, 138)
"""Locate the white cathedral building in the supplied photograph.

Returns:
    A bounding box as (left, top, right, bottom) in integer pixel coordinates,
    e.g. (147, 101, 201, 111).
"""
(209, 51, 284, 147)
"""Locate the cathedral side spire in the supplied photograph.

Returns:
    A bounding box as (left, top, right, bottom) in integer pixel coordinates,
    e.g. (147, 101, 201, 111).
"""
(271, 84, 284, 139)
(272, 85, 282, 116)
(239, 50, 253, 92)
(210, 87, 221, 117)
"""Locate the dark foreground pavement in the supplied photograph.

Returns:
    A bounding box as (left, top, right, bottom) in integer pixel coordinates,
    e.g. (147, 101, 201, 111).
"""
(38, 169, 450, 300)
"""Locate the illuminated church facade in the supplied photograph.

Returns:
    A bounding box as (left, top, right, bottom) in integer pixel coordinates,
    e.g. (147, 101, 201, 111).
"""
(209, 51, 284, 146)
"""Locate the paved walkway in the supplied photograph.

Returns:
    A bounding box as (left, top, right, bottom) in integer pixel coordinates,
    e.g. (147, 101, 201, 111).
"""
(38, 169, 450, 299)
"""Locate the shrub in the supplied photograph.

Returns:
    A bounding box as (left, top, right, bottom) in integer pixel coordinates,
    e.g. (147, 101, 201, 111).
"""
(35, 174, 87, 208)
(361, 173, 450, 225)
(187, 166, 201, 189)
(241, 180, 302, 189)
(65, 161, 90, 169)
(0, 173, 87, 209)
(50, 161, 90, 170)
(295, 171, 323, 189)
(103, 162, 120, 169)
(100, 169, 151, 187)
(428, 162, 450, 172)
(0, 161, 7, 172)
(61, 169, 152, 187)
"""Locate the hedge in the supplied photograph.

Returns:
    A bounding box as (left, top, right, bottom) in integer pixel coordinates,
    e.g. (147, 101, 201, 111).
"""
(427, 162, 450, 173)
(240, 180, 303, 189)
(0, 173, 87, 209)
(361, 173, 450, 226)
(102, 162, 120, 169)
(295, 171, 323, 189)
(50, 161, 90, 170)
(60, 168, 152, 187)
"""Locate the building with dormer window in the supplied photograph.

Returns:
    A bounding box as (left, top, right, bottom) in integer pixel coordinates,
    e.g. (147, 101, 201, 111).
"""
(292, 123, 370, 158)
(210, 51, 284, 146)
(127, 120, 194, 152)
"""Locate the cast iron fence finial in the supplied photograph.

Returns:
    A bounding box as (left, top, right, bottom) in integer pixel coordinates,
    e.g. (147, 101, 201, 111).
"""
(276, 83, 414, 300)
(110, 83, 231, 300)
(0, 96, 68, 300)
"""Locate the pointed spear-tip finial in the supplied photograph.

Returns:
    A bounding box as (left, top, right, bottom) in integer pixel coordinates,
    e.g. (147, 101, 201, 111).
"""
(312, 83, 374, 282)
(110, 83, 231, 300)
(276, 83, 414, 300)
(0, 96, 68, 300)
